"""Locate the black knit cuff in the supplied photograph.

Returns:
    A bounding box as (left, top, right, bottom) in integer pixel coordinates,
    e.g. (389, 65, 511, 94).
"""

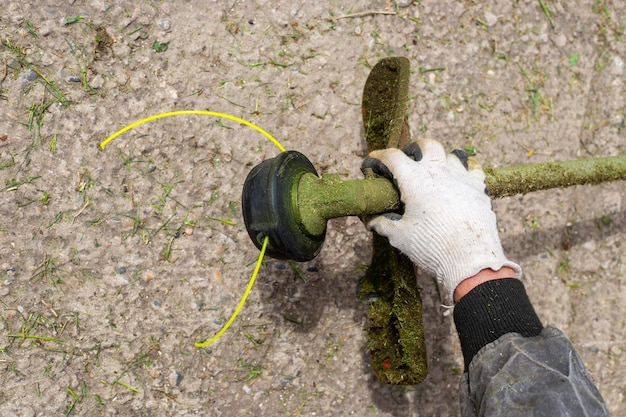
(453, 278, 543, 370)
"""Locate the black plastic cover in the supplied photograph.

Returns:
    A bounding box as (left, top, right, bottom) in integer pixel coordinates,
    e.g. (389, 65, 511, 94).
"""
(242, 151, 325, 261)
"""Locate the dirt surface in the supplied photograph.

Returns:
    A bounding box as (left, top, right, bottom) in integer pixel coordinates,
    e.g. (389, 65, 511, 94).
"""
(1, 1, 625, 416)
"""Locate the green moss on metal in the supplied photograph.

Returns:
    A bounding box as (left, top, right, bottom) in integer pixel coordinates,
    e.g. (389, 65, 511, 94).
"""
(359, 234, 428, 385)
(296, 155, 626, 235)
(484, 155, 626, 197)
(358, 57, 427, 385)
(296, 173, 400, 237)
(362, 57, 411, 151)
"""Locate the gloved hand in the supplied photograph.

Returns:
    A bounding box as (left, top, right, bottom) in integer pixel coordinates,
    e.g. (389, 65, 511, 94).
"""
(362, 139, 522, 304)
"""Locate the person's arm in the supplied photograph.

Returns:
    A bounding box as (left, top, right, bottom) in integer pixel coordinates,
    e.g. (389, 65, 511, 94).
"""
(363, 139, 609, 416)
(453, 267, 545, 375)
(455, 276, 608, 417)
(453, 266, 516, 302)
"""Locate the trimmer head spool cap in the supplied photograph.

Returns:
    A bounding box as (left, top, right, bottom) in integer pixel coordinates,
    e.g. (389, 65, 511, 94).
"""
(242, 150, 325, 261)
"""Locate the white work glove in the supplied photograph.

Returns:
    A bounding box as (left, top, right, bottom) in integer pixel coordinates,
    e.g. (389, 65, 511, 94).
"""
(362, 139, 522, 304)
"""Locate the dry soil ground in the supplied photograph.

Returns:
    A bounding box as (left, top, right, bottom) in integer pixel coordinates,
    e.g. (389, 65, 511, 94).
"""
(0, 1, 625, 416)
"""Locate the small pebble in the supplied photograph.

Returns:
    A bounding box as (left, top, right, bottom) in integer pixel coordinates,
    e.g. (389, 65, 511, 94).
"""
(174, 370, 183, 386)
(157, 19, 172, 31)
(39, 26, 52, 37)
(483, 11, 498, 27)
(395, 0, 413, 7)
(145, 400, 159, 409)
(148, 164, 156, 173)
(612, 56, 624, 75)
(582, 240, 596, 251)
(112, 275, 130, 286)
(23, 70, 39, 82)
(552, 33, 567, 48)
(281, 376, 295, 387)
(90, 74, 105, 89)
(152, 300, 161, 308)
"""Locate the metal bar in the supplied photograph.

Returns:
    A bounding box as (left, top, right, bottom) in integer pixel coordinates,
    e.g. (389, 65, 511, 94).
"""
(297, 155, 626, 233)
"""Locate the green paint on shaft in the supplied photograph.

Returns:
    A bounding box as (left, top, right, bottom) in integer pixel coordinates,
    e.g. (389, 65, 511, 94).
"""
(484, 154, 626, 197)
(296, 172, 400, 237)
(295, 155, 626, 235)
